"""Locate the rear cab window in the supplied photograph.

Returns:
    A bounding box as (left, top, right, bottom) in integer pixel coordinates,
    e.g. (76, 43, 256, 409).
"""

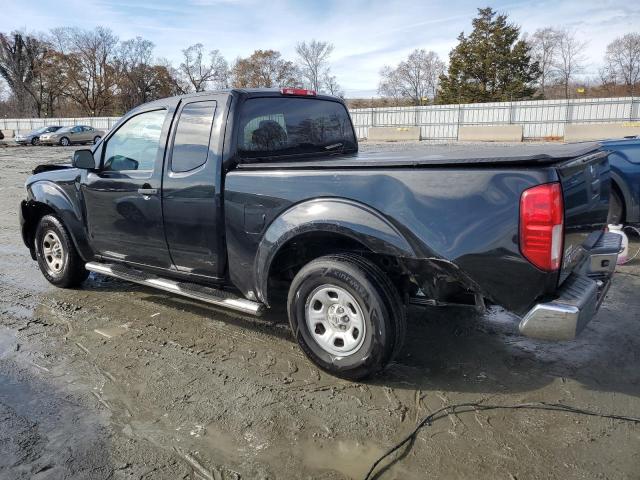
(170, 101, 216, 173)
(237, 97, 356, 161)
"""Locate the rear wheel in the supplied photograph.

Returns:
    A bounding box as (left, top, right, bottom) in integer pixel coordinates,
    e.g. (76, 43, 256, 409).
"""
(34, 215, 88, 287)
(287, 253, 405, 380)
(607, 189, 624, 225)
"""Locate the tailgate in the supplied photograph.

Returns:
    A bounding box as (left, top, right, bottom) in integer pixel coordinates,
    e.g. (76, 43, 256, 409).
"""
(556, 149, 611, 284)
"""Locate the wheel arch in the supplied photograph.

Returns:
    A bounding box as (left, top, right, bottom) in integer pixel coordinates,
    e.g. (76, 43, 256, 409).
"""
(22, 181, 92, 261)
(610, 172, 635, 223)
(254, 198, 419, 306)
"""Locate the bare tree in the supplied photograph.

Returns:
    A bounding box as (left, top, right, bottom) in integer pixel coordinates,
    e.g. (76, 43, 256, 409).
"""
(378, 49, 445, 106)
(156, 58, 191, 96)
(27, 41, 70, 117)
(598, 62, 618, 97)
(553, 29, 588, 99)
(295, 40, 334, 91)
(605, 33, 640, 96)
(51, 26, 120, 115)
(377, 66, 403, 106)
(180, 44, 229, 92)
(322, 74, 343, 97)
(117, 37, 157, 109)
(0, 31, 41, 115)
(232, 50, 301, 88)
(528, 27, 561, 98)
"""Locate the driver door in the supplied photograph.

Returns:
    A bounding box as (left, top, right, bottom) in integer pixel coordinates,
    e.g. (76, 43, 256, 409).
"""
(68, 126, 83, 142)
(81, 108, 173, 269)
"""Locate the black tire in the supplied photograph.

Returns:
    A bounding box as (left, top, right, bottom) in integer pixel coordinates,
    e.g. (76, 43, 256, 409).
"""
(34, 215, 88, 288)
(287, 253, 406, 380)
(93, 136, 101, 145)
(607, 188, 624, 225)
(59, 137, 70, 147)
(31, 137, 39, 146)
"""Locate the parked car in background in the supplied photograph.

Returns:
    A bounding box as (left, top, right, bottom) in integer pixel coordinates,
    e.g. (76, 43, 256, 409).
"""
(15, 126, 63, 145)
(39, 125, 105, 146)
(601, 137, 640, 225)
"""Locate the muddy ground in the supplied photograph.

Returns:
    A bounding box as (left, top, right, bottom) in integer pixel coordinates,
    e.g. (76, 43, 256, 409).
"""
(1, 144, 639, 480)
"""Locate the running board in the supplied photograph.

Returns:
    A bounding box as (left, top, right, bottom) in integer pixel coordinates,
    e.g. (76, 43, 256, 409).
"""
(85, 262, 265, 316)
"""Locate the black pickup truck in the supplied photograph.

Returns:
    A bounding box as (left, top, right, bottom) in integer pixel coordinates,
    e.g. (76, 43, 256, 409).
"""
(20, 88, 620, 379)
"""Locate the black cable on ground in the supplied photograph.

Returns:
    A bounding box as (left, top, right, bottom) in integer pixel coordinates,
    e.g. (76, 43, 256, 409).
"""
(363, 401, 640, 480)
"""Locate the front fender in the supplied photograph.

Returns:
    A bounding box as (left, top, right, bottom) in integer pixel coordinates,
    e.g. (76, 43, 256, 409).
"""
(254, 198, 419, 304)
(24, 180, 92, 261)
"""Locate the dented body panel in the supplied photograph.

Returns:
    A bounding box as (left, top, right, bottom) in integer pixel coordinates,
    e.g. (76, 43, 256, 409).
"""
(224, 166, 560, 313)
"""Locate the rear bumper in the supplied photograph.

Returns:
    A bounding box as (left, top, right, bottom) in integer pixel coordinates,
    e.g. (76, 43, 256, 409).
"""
(518, 231, 621, 341)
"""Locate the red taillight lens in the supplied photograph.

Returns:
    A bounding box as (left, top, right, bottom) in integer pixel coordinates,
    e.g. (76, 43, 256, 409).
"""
(280, 87, 317, 96)
(519, 182, 564, 271)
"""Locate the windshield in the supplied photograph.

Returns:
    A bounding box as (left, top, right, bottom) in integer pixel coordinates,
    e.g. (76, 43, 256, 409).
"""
(237, 97, 356, 160)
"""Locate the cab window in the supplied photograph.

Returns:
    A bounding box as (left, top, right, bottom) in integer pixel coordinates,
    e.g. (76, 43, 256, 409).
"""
(237, 97, 356, 160)
(102, 109, 166, 172)
(171, 101, 216, 173)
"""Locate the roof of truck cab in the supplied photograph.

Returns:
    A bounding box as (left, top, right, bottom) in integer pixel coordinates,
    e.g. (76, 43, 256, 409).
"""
(238, 142, 604, 169)
(132, 88, 343, 111)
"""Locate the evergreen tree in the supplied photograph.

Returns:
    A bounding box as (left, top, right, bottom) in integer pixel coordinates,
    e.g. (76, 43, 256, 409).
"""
(438, 7, 540, 103)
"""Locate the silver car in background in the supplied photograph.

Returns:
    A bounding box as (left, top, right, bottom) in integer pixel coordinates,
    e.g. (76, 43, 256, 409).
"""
(15, 126, 63, 145)
(39, 125, 106, 146)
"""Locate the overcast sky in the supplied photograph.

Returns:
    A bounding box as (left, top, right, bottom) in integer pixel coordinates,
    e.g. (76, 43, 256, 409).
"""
(3, 0, 639, 97)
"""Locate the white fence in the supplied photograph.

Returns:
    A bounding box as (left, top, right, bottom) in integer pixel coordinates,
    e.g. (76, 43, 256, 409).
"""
(1, 116, 120, 133)
(349, 96, 640, 140)
(2, 96, 640, 141)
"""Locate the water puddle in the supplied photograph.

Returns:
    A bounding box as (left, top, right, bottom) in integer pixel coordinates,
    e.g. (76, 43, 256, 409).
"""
(94, 324, 130, 339)
(297, 438, 385, 479)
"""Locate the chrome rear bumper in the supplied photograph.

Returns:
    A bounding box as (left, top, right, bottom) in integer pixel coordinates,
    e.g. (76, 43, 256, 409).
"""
(519, 231, 621, 341)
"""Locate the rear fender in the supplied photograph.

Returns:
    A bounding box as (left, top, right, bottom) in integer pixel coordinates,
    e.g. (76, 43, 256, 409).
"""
(23, 181, 92, 261)
(254, 198, 419, 304)
(611, 171, 639, 223)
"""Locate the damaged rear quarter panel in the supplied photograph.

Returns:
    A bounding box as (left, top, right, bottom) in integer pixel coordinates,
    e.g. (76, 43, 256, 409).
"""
(224, 167, 559, 313)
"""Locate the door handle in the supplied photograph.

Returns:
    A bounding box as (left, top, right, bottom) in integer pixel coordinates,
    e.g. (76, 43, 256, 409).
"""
(138, 187, 158, 195)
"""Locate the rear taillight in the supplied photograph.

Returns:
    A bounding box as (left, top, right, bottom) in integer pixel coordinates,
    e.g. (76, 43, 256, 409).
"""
(280, 87, 317, 96)
(519, 182, 564, 271)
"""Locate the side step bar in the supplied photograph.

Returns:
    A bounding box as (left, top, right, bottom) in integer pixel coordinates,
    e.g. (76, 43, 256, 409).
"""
(85, 262, 265, 316)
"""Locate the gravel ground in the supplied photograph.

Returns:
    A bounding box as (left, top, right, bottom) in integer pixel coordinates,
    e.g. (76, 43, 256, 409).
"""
(1, 143, 639, 480)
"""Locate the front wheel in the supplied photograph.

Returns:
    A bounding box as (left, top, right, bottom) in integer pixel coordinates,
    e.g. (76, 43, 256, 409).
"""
(287, 254, 406, 380)
(31, 137, 39, 146)
(34, 215, 88, 288)
(59, 137, 70, 147)
(93, 136, 101, 145)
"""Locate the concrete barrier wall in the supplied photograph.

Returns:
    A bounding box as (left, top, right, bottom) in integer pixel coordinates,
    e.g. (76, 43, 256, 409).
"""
(564, 122, 640, 142)
(367, 126, 421, 141)
(458, 125, 523, 142)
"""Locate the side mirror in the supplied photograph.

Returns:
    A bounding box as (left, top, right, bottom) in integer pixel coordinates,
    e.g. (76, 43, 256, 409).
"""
(73, 149, 96, 169)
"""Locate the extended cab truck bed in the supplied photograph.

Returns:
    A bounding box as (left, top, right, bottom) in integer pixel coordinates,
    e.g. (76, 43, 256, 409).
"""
(19, 88, 621, 379)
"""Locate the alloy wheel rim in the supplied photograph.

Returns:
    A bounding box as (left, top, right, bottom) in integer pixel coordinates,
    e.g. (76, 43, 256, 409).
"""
(42, 230, 65, 274)
(305, 284, 366, 357)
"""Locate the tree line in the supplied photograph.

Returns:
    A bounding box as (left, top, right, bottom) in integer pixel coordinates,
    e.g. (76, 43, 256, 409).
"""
(377, 7, 640, 106)
(0, 30, 340, 118)
(1, 7, 639, 116)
